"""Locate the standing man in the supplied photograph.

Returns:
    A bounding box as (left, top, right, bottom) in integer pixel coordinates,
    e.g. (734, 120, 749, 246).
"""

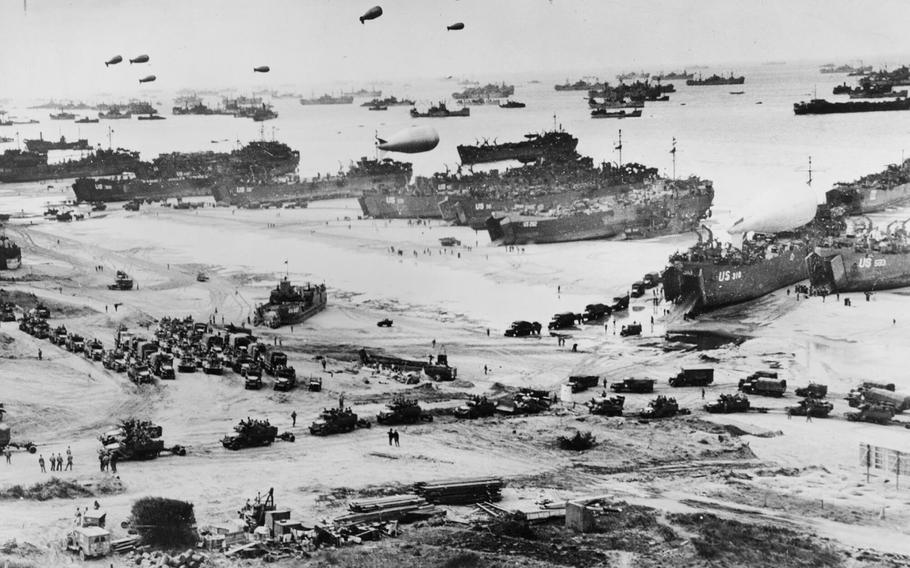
(39, 454, 46, 473)
(38, 348, 42, 360)
(388, 428, 394, 446)
(4, 447, 11, 464)
(65, 452, 73, 471)
(393, 430, 400, 447)
(291, 411, 297, 427)
(109, 453, 118, 474)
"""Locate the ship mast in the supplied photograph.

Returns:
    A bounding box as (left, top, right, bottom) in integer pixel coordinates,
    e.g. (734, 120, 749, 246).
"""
(670, 137, 677, 180)
(807, 155, 812, 186)
(614, 129, 622, 169)
(107, 126, 113, 150)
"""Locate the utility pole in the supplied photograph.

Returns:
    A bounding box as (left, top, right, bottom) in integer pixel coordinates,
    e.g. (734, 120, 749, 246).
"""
(107, 126, 113, 150)
(807, 156, 812, 186)
(670, 137, 677, 180)
(614, 129, 622, 168)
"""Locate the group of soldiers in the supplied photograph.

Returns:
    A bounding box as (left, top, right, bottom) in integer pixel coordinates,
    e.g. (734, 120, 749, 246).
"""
(38, 447, 73, 472)
(97, 450, 118, 473)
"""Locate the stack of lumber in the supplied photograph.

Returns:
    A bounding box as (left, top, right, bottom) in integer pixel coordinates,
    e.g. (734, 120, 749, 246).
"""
(415, 477, 504, 504)
(334, 494, 442, 526)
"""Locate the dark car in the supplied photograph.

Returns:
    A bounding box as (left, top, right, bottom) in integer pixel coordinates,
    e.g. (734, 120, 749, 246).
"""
(377, 318, 393, 327)
(504, 321, 542, 337)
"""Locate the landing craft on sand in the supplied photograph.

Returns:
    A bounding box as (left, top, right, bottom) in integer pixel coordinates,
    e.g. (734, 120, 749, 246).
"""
(360, 5, 382, 24)
(138, 75, 156, 84)
(0, 235, 22, 270)
(253, 66, 270, 73)
(129, 54, 149, 64)
(253, 278, 327, 329)
(104, 55, 122, 67)
(377, 126, 439, 154)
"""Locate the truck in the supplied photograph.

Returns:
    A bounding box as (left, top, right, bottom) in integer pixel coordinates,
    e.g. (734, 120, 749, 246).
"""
(201, 353, 223, 375)
(244, 374, 263, 390)
(705, 393, 751, 414)
(66, 512, 111, 561)
(263, 351, 289, 375)
(150, 353, 176, 380)
(454, 395, 496, 419)
(273, 373, 297, 391)
(308, 376, 323, 392)
(630, 281, 646, 298)
(845, 385, 910, 411)
(787, 398, 834, 418)
(739, 375, 787, 397)
(84, 338, 105, 361)
(98, 419, 184, 461)
(582, 303, 611, 322)
(610, 378, 655, 393)
(127, 362, 153, 385)
(50, 325, 68, 345)
(846, 403, 895, 425)
(221, 418, 279, 450)
(504, 320, 541, 337)
(547, 312, 579, 331)
(668, 368, 714, 387)
(587, 395, 625, 416)
(794, 383, 828, 398)
(102, 350, 127, 372)
(611, 294, 630, 312)
(309, 407, 371, 436)
(568, 375, 601, 393)
(376, 396, 433, 425)
(65, 333, 85, 353)
(620, 322, 643, 337)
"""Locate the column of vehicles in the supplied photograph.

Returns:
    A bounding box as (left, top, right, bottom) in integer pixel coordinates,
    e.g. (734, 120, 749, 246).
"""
(504, 288, 643, 338)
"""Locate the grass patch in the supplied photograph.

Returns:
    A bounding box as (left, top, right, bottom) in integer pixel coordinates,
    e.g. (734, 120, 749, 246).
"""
(0, 477, 123, 501)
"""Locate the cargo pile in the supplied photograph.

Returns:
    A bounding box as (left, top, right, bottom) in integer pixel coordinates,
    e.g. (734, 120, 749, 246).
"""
(126, 549, 207, 568)
(415, 476, 504, 504)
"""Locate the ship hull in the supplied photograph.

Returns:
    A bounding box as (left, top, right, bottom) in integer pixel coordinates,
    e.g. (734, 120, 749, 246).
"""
(438, 196, 509, 229)
(456, 136, 578, 165)
(213, 172, 410, 206)
(1, 163, 138, 184)
(794, 98, 910, 115)
(485, 192, 713, 246)
(825, 182, 910, 214)
(358, 194, 442, 218)
(72, 177, 215, 203)
(663, 243, 809, 312)
(807, 249, 910, 292)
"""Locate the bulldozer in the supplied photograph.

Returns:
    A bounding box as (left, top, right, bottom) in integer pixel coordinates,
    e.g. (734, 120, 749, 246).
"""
(309, 406, 371, 436)
(787, 398, 834, 418)
(221, 418, 294, 450)
(640, 395, 689, 419)
(705, 393, 751, 414)
(454, 395, 496, 419)
(587, 394, 625, 416)
(376, 396, 433, 425)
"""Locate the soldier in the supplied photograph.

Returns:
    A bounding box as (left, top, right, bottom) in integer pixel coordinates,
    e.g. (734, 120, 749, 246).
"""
(291, 411, 297, 427)
(388, 428, 394, 446)
(65, 453, 73, 471)
(39, 454, 46, 473)
(38, 348, 42, 360)
(393, 430, 400, 447)
(4, 447, 11, 464)
(57, 453, 64, 471)
(109, 453, 118, 474)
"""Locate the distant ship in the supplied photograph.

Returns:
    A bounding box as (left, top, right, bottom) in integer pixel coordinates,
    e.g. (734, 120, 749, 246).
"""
(0, 148, 141, 183)
(0, 234, 22, 270)
(137, 114, 166, 121)
(655, 70, 694, 80)
(591, 107, 642, 119)
(253, 278, 327, 329)
(299, 94, 354, 105)
(49, 112, 77, 120)
(686, 73, 746, 86)
(341, 88, 382, 98)
(172, 96, 218, 115)
(98, 109, 132, 120)
(820, 64, 872, 75)
(617, 71, 650, 82)
(409, 102, 470, 118)
(486, 177, 714, 246)
(24, 134, 91, 152)
(554, 79, 605, 91)
(452, 83, 514, 100)
(499, 100, 526, 109)
(825, 159, 910, 214)
(793, 98, 910, 115)
(457, 129, 578, 165)
(75, 117, 99, 124)
(808, 228, 910, 293)
(359, 96, 415, 107)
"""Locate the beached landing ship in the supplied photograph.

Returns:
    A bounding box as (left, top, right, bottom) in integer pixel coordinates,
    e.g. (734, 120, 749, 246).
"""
(456, 129, 578, 165)
(253, 278, 327, 329)
(0, 147, 141, 184)
(825, 158, 910, 214)
(486, 176, 713, 245)
(807, 225, 910, 293)
(793, 98, 910, 115)
(0, 235, 22, 270)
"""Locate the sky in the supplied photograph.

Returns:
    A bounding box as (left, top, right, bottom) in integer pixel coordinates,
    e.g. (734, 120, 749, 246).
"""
(1, 0, 910, 98)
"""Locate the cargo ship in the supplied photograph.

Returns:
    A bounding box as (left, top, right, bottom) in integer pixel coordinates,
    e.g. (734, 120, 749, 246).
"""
(24, 134, 91, 152)
(253, 278, 327, 329)
(686, 73, 745, 86)
(554, 79, 605, 91)
(825, 158, 910, 214)
(212, 157, 413, 207)
(808, 230, 910, 293)
(793, 98, 910, 115)
(49, 112, 76, 120)
(591, 107, 642, 119)
(0, 235, 21, 270)
(662, 230, 811, 313)
(299, 94, 354, 105)
(655, 70, 694, 80)
(359, 96, 414, 107)
(342, 88, 382, 98)
(452, 82, 514, 100)
(0, 148, 142, 183)
(485, 177, 713, 245)
(410, 102, 469, 118)
(457, 129, 578, 165)
(98, 109, 132, 120)
(172, 101, 217, 115)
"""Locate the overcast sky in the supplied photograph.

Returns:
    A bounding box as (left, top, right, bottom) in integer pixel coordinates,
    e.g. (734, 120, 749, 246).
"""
(2, 0, 909, 97)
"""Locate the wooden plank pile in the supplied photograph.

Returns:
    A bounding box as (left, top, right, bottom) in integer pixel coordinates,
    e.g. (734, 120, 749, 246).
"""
(334, 494, 442, 526)
(415, 476, 504, 504)
(110, 535, 140, 554)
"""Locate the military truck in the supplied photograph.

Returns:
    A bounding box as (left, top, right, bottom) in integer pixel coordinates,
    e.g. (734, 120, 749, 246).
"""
(845, 385, 910, 411)
(50, 325, 68, 345)
(630, 281, 646, 298)
(739, 373, 786, 397)
(642, 272, 661, 288)
(84, 338, 105, 361)
(587, 395, 625, 416)
(309, 407, 371, 436)
(102, 350, 127, 372)
(640, 396, 689, 419)
(668, 368, 714, 387)
(794, 383, 828, 398)
(610, 378, 655, 393)
(0, 302, 17, 322)
(787, 398, 834, 418)
(377, 396, 433, 425)
(611, 294, 630, 311)
(221, 418, 280, 450)
(176, 351, 197, 373)
(504, 320, 542, 337)
(108, 270, 134, 291)
(99, 419, 184, 460)
(582, 303, 611, 322)
(66, 511, 111, 561)
(620, 322, 643, 337)
(846, 403, 895, 425)
(548, 312, 579, 331)
(454, 395, 496, 419)
(568, 375, 601, 393)
(34, 302, 50, 319)
(263, 351, 290, 375)
(705, 393, 751, 414)
(273, 373, 297, 391)
(65, 333, 85, 353)
(127, 362, 153, 385)
(150, 353, 176, 380)
(202, 353, 223, 375)
(308, 376, 323, 392)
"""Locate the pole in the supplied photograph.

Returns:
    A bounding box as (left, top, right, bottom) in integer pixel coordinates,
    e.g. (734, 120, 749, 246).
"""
(615, 129, 622, 169)
(867, 443, 871, 484)
(671, 137, 677, 180)
(807, 156, 812, 186)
